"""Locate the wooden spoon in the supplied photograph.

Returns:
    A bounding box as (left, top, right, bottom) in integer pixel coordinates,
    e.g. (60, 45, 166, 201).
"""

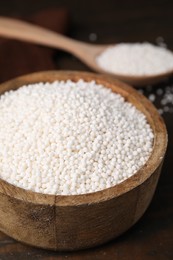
(0, 17, 172, 86)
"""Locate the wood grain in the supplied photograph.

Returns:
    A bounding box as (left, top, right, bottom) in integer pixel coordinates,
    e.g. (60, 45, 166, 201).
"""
(0, 71, 167, 251)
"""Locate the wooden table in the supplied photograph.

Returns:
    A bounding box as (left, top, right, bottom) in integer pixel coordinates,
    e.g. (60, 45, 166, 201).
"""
(0, 0, 173, 259)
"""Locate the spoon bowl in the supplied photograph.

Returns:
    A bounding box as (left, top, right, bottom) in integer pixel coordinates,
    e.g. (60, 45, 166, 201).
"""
(0, 17, 173, 86)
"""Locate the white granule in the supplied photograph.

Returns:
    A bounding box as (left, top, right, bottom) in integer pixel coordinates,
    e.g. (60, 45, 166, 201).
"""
(96, 42, 173, 76)
(0, 80, 154, 195)
(149, 94, 156, 102)
(156, 88, 163, 96)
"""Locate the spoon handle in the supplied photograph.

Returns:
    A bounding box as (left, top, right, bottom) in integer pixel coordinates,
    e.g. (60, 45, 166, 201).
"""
(0, 17, 88, 57)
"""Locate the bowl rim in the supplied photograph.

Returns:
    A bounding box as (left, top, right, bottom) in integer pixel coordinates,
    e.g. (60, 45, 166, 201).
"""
(0, 70, 168, 206)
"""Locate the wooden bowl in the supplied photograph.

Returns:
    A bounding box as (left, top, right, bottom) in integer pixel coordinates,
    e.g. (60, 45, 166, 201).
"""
(0, 71, 167, 251)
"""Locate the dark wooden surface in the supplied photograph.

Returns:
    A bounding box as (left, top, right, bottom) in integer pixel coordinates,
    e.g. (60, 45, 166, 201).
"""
(0, 0, 173, 259)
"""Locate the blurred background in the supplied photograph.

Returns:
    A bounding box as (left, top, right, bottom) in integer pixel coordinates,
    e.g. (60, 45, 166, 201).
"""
(1, 0, 173, 44)
(1, 0, 173, 79)
(0, 0, 173, 259)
